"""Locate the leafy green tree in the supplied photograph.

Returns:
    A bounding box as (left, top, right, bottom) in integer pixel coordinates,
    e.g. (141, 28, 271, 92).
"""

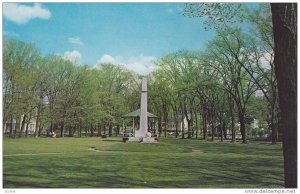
(94, 63, 138, 136)
(204, 30, 257, 143)
(148, 70, 173, 137)
(154, 51, 200, 138)
(3, 39, 41, 138)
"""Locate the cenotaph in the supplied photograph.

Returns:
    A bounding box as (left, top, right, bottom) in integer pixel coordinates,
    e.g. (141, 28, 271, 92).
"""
(128, 77, 157, 143)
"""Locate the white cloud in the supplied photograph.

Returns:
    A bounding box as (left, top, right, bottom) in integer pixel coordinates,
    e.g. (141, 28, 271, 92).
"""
(96, 54, 157, 75)
(98, 54, 117, 64)
(3, 3, 51, 24)
(63, 50, 82, 64)
(68, 37, 84, 46)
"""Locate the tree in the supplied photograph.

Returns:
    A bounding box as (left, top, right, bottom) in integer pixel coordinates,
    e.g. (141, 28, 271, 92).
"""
(148, 70, 173, 137)
(205, 30, 257, 143)
(271, 3, 297, 188)
(245, 4, 279, 144)
(44, 55, 70, 136)
(95, 63, 138, 136)
(154, 51, 201, 139)
(3, 39, 41, 138)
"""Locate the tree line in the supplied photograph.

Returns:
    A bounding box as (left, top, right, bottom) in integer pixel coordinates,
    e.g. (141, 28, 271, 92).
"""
(148, 4, 279, 144)
(3, 39, 141, 138)
(3, 4, 278, 144)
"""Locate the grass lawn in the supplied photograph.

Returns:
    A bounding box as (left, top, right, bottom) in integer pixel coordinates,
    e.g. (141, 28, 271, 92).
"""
(3, 137, 284, 188)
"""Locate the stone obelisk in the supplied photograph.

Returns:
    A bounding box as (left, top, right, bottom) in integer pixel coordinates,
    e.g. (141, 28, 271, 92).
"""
(138, 77, 148, 137)
(129, 77, 157, 143)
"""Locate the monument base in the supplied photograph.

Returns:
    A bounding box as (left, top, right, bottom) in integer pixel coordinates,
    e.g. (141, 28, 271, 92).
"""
(127, 136, 158, 143)
(128, 137, 143, 142)
(141, 137, 158, 143)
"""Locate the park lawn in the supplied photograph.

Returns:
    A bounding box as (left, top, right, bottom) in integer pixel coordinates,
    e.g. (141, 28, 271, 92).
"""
(3, 137, 284, 188)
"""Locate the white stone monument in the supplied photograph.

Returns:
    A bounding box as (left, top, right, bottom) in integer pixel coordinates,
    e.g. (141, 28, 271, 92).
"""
(128, 77, 157, 143)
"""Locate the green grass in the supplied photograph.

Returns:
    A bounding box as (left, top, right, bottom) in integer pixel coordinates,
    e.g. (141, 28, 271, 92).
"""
(3, 137, 284, 188)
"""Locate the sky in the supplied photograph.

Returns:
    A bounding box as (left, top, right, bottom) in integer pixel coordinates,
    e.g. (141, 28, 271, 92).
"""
(3, 3, 217, 75)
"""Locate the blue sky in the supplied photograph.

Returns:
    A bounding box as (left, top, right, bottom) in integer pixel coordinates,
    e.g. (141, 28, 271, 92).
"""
(4, 3, 217, 74)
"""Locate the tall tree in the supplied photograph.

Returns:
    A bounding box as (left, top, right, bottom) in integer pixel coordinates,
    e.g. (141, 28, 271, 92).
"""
(271, 3, 297, 188)
(3, 39, 40, 137)
(205, 30, 257, 143)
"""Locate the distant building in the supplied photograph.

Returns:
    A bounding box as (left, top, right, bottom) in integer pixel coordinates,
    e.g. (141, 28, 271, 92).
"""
(253, 119, 260, 129)
(4, 115, 36, 135)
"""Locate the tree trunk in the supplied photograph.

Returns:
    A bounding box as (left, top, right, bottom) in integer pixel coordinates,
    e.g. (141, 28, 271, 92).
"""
(38, 124, 43, 136)
(187, 119, 192, 139)
(183, 103, 192, 139)
(3, 120, 7, 136)
(99, 123, 102, 136)
(220, 121, 224, 142)
(203, 113, 207, 140)
(239, 113, 246, 144)
(270, 111, 277, 144)
(175, 115, 179, 138)
(164, 117, 167, 138)
(270, 102, 277, 144)
(50, 121, 54, 133)
(79, 120, 82, 137)
(18, 114, 27, 137)
(34, 115, 39, 138)
(211, 122, 215, 142)
(25, 122, 30, 137)
(91, 124, 94, 137)
(231, 114, 236, 143)
(181, 114, 185, 139)
(9, 115, 13, 138)
(13, 116, 21, 139)
(116, 124, 120, 136)
(25, 114, 32, 137)
(69, 126, 72, 137)
(222, 121, 226, 141)
(157, 117, 162, 137)
(163, 102, 168, 138)
(35, 92, 43, 138)
(61, 120, 65, 138)
(223, 121, 227, 140)
(211, 110, 215, 142)
(97, 124, 100, 137)
(108, 123, 112, 137)
(271, 3, 297, 188)
(103, 124, 106, 136)
(195, 111, 198, 139)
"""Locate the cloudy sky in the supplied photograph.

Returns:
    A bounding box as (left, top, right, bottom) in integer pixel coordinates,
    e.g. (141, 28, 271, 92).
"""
(3, 3, 216, 75)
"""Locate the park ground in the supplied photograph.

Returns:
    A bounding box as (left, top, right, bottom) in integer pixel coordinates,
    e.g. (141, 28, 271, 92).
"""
(3, 137, 284, 188)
